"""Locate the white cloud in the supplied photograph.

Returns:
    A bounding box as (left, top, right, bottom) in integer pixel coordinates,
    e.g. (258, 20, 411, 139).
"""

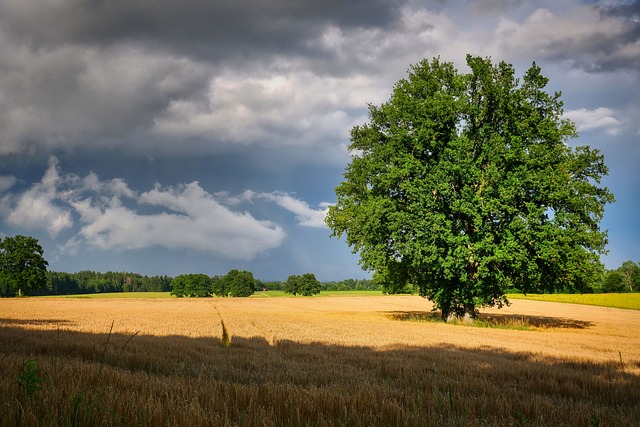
(134, 183, 286, 258)
(2, 158, 292, 259)
(6, 157, 73, 237)
(564, 107, 622, 135)
(254, 192, 330, 228)
(67, 180, 287, 260)
(215, 190, 330, 228)
(151, 70, 369, 154)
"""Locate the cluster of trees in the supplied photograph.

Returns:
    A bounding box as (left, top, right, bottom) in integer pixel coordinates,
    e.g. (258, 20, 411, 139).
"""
(170, 270, 258, 297)
(282, 273, 321, 296)
(600, 261, 639, 293)
(0, 235, 375, 298)
(264, 278, 377, 292)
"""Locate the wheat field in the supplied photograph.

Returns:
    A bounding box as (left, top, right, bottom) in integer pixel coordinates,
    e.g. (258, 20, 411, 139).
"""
(1, 295, 639, 426)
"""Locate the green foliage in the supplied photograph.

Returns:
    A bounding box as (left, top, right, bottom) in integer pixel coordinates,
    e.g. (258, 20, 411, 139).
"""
(283, 273, 322, 296)
(373, 270, 414, 294)
(282, 275, 300, 295)
(221, 269, 256, 297)
(601, 270, 626, 293)
(326, 55, 614, 320)
(211, 275, 228, 297)
(321, 278, 378, 291)
(44, 271, 172, 295)
(619, 260, 639, 292)
(18, 359, 44, 398)
(597, 261, 640, 293)
(0, 235, 48, 297)
(170, 274, 214, 297)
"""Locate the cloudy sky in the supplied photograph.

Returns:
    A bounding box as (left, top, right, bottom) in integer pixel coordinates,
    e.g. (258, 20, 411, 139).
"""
(0, 0, 638, 281)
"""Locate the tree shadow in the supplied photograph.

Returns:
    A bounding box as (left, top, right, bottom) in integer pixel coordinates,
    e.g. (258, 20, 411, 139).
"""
(480, 312, 594, 329)
(0, 319, 636, 426)
(385, 311, 594, 329)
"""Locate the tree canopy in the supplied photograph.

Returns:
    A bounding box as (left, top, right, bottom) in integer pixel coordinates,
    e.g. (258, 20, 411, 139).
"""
(0, 235, 49, 297)
(326, 55, 614, 320)
(170, 274, 214, 297)
(283, 273, 322, 296)
(221, 269, 256, 297)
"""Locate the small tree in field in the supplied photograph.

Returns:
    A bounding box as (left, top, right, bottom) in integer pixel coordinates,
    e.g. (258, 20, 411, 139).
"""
(0, 235, 49, 297)
(222, 269, 256, 297)
(326, 55, 614, 320)
(170, 274, 212, 297)
(282, 275, 300, 296)
(283, 273, 321, 296)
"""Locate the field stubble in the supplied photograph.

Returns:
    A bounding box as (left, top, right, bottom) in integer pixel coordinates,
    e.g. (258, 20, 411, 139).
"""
(1, 295, 639, 426)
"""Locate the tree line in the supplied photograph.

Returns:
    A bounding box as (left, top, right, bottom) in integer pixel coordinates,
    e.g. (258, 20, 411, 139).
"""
(170, 270, 257, 297)
(0, 234, 637, 298)
(41, 270, 173, 295)
(33, 260, 640, 297)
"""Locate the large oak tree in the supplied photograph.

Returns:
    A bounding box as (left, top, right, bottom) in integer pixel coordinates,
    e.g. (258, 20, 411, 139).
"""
(326, 55, 614, 320)
(0, 235, 49, 297)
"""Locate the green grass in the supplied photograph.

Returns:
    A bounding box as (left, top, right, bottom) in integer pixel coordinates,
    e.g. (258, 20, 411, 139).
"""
(390, 311, 536, 330)
(508, 293, 640, 311)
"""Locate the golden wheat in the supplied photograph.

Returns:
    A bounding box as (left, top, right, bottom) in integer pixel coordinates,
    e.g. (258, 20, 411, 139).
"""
(1, 295, 639, 426)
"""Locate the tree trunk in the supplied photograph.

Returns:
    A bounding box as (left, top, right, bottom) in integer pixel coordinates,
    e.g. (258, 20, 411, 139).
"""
(442, 304, 477, 323)
(464, 303, 478, 320)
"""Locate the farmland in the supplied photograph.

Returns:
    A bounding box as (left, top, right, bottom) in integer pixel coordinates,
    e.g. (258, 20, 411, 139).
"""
(509, 292, 640, 311)
(1, 295, 639, 426)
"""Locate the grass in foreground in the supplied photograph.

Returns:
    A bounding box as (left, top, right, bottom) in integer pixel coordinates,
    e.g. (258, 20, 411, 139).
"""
(509, 292, 640, 311)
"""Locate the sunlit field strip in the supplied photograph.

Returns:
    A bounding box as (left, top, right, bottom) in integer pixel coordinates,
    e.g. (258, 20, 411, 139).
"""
(50, 291, 640, 312)
(509, 293, 640, 311)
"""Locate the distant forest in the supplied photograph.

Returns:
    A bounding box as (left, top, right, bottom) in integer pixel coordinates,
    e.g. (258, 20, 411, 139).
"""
(37, 271, 379, 296)
(34, 259, 640, 296)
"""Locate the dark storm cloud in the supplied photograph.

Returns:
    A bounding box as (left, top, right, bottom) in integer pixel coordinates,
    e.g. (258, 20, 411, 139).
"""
(0, 0, 402, 62)
(0, 0, 408, 158)
(598, 0, 640, 21)
(495, 4, 640, 73)
(0, 41, 212, 156)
